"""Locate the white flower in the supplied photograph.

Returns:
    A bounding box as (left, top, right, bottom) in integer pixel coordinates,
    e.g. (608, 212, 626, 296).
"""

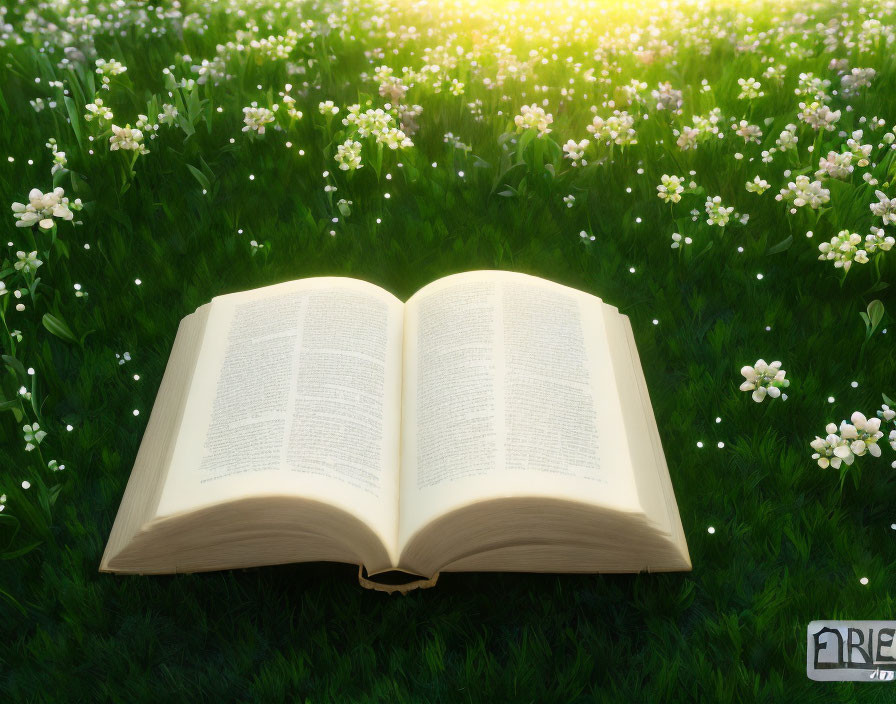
(864, 226, 894, 255)
(841, 67, 876, 95)
(109, 125, 148, 154)
(745, 176, 770, 194)
(514, 103, 553, 136)
(11, 187, 81, 229)
(740, 359, 789, 402)
(810, 427, 851, 469)
(562, 138, 589, 165)
(95, 58, 127, 77)
(48, 459, 65, 471)
(776, 175, 830, 210)
(871, 191, 896, 226)
(732, 120, 762, 143)
(563, 194, 576, 208)
(812, 412, 887, 469)
(670, 232, 692, 249)
(84, 98, 113, 122)
(737, 77, 764, 99)
(878, 405, 896, 423)
(798, 101, 840, 131)
(242, 105, 276, 134)
(376, 127, 413, 150)
(334, 139, 362, 171)
(588, 110, 637, 145)
(817, 230, 873, 271)
(815, 151, 853, 180)
(14, 251, 42, 274)
(657, 175, 685, 203)
(651, 82, 683, 112)
(318, 100, 339, 116)
(23, 423, 47, 452)
(158, 103, 178, 126)
(705, 196, 734, 226)
(776, 124, 798, 151)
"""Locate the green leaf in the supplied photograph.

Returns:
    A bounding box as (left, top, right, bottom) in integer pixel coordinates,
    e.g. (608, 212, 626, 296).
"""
(766, 234, 793, 255)
(883, 392, 894, 406)
(1, 541, 42, 561)
(64, 96, 84, 151)
(867, 299, 885, 332)
(42, 313, 79, 345)
(187, 164, 210, 191)
(516, 129, 535, 163)
(2, 354, 26, 379)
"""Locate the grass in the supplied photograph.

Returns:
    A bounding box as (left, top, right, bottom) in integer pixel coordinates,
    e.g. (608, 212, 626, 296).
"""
(1, 0, 896, 700)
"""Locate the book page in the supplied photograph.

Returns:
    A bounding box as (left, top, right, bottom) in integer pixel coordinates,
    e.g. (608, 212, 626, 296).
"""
(156, 277, 404, 562)
(398, 271, 642, 551)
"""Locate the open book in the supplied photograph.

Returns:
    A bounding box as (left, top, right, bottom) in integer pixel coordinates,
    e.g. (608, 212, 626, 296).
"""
(100, 271, 691, 591)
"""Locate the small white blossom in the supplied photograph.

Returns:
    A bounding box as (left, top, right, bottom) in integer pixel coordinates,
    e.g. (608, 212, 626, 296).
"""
(737, 77, 764, 99)
(740, 359, 789, 403)
(14, 250, 42, 274)
(562, 138, 589, 165)
(588, 110, 637, 145)
(318, 100, 339, 116)
(334, 139, 363, 171)
(745, 176, 770, 194)
(11, 187, 81, 229)
(514, 103, 553, 136)
(23, 423, 47, 452)
(158, 104, 178, 126)
(871, 190, 896, 226)
(84, 98, 113, 122)
(816, 151, 853, 180)
(242, 105, 276, 134)
(776, 175, 830, 210)
(657, 174, 685, 203)
(705, 196, 734, 226)
(776, 124, 798, 151)
(732, 120, 762, 143)
(109, 125, 148, 154)
(798, 101, 841, 131)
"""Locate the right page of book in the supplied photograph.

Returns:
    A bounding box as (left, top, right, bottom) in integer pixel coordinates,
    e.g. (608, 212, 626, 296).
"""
(398, 270, 643, 550)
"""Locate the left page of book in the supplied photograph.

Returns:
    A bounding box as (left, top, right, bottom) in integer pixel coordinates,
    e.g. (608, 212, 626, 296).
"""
(154, 277, 404, 565)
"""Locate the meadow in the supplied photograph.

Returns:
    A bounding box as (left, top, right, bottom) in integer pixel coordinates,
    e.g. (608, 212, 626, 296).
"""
(1, 0, 896, 700)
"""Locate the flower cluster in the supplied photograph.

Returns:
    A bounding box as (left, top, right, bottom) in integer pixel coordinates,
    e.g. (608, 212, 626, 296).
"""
(797, 101, 841, 131)
(817, 229, 893, 271)
(109, 125, 148, 154)
(811, 413, 885, 469)
(11, 187, 82, 230)
(776, 175, 830, 210)
(84, 98, 113, 122)
(705, 196, 734, 226)
(737, 77, 764, 99)
(816, 151, 853, 180)
(335, 139, 363, 171)
(242, 105, 277, 134)
(514, 103, 553, 136)
(562, 138, 589, 166)
(657, 174, 685, 204)
(871, 190, 896, 225)
(587, 110, 637, 146)
(740, 360, 790, 403)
